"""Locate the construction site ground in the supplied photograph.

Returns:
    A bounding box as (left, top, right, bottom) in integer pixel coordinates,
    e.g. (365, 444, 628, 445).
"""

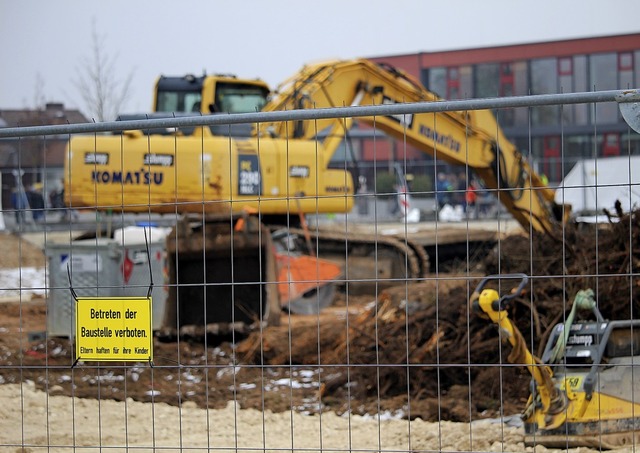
(1, 210, 637, 452)
(0, 221, 523, 421)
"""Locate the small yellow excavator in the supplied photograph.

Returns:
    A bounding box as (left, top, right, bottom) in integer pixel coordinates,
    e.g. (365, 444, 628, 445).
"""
(471, 274, 640, 449)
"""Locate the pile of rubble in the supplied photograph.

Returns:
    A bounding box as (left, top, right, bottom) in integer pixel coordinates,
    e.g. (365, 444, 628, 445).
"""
(238, 205, 640, 419)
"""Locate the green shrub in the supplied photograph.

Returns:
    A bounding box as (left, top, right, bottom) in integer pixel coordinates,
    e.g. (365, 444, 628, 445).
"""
(374, 171, 396, 195)
(372, 171, 433, 197)
(408, 174, 433, 197)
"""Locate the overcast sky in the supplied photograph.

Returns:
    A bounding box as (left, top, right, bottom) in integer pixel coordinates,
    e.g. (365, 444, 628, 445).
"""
(1, 0, 639, 116)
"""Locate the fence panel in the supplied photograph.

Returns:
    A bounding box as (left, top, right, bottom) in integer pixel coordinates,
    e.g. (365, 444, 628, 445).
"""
(0, 89, 639, 452)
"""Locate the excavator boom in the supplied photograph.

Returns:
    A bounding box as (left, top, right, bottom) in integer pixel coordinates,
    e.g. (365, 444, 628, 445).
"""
(258, 59, 564, 233)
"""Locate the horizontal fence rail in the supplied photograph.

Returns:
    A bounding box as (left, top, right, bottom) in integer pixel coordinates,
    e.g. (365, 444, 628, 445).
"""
(0, 88, 638, 137)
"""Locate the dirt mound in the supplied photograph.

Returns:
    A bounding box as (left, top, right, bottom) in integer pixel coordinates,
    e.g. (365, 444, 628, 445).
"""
(238, 206, 640, 420)
(0, 231, 46, 269)
(484, 202, 640, 322)
(237, 278, 526, 420)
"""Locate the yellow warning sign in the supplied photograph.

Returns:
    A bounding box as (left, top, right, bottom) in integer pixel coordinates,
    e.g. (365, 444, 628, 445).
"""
(75, 297, 152, 362)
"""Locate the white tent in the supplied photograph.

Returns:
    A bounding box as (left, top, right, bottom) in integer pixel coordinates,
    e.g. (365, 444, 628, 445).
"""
(555, 156, 640, 217)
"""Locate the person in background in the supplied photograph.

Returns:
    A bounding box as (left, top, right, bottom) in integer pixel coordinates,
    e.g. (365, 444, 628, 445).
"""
(435, 172, 453, 209)
(26, 184, 45, 222)
(456, 172, 468, 211)
(465, 179, 479, 219)
(49, 180, 77, 221)
(11, 187, 28, 227)
(49, 185, 64, 213)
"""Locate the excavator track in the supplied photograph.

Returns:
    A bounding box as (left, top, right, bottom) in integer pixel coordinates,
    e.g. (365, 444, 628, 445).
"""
(287, 226, 430, 288)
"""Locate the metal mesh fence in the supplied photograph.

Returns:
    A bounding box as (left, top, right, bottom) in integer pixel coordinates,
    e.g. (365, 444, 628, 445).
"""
(0, 88, 639, 452)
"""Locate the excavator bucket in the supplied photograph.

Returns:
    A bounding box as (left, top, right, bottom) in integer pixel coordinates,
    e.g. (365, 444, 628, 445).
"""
(275, 253, 341, 315)
(161, 212, 281, 339)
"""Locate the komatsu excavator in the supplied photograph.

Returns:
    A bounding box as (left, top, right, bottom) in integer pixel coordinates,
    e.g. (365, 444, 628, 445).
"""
(64, 59, 565, 336)
(472, 274, 640, 448)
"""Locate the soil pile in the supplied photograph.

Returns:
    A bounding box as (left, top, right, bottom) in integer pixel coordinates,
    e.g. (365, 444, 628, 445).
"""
(484, 202, 640, 322)
(1, 231, 47, 268)
(238, 206, 640, 420)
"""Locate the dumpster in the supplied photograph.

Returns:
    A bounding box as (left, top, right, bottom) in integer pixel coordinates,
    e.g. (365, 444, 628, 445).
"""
(46, 226, 170, 337)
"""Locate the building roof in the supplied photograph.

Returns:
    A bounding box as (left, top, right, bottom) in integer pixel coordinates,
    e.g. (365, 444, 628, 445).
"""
(0, 103, 88, 168)
(0, 102, 88, 128)
(369, 33, 640, 67)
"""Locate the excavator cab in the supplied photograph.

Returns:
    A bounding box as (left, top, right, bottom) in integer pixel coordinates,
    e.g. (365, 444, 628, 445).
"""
(155, 74, 270, 115)
(154, 73, 270, 137)
(472, 274, 640, 449)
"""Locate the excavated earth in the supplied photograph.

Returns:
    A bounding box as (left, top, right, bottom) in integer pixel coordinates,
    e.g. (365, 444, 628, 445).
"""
(0, 206, 638, 450)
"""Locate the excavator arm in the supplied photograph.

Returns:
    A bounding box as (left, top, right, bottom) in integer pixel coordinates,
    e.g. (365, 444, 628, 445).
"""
(258, 59, 566, 233)
(472, 274, 640, 448)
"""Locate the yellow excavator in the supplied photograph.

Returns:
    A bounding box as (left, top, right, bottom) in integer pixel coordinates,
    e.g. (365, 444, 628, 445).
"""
(472, 274, 640, 448)
(64, 59, 566, 335)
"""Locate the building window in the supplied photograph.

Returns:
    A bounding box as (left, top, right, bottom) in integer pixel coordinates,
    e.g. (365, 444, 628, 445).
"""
(458, 66, 473, 99)
(542, 136, 562, 182)
(565, 135, 591, 168)
(619, 52, 634, 89)
(512, 61, 528, 95)
(558, 57, 573, 76)
(573, 55, 589, 125)
(426, 67, 446, 98)
(530, 58, 559, 125)
(619, 52, 633, 71)
(498, 63, 515, 125)
(602, 132, 621, 157)
(510, 61, 529, 126)
(474, 63, 499, 98)
(590, 52, 618, 89)
(558, 56, 574, 91)
(590, 53, 618, 123)
(530, 58, 558, 93)
(558, 57, 574, 123)
(499, 63, 514, 96)
(447, 67, 460, 99)
(420, 68, 430, 91)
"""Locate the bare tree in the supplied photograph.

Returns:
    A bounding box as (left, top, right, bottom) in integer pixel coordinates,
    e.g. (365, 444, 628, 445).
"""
(33, 72, 46, 110)
(73, 19, 134, 121)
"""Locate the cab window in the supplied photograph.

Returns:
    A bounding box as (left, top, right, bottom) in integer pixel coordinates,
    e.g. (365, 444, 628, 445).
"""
(214, 83, 269, 113)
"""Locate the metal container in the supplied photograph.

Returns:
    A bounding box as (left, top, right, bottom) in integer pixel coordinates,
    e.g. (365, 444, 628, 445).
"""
(46, 238, 121, 337)
(46, 227, 169, 337)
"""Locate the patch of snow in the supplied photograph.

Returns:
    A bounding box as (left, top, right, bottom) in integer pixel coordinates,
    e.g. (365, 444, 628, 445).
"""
(0, 267, 47, 298)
